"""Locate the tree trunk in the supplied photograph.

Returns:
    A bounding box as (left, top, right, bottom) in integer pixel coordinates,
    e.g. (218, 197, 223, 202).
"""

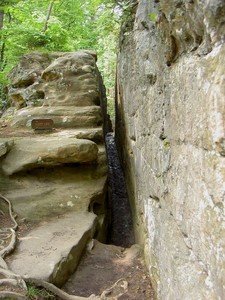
(42, 0, 55, 32)
(0, 10, 4, 30)
(0, 10, 5, 71)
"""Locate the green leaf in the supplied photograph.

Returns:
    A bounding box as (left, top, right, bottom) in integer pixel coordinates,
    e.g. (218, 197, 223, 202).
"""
(149, 12, 156, 22)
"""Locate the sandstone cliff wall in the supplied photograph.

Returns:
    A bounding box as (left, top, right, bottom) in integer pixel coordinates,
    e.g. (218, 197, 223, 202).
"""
(116, 1, 225, 299)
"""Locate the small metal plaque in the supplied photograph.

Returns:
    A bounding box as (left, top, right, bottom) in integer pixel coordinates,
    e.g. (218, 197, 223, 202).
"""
(31, 119, 54, 130)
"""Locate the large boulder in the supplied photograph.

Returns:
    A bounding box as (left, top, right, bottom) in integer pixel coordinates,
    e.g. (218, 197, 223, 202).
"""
(6, 51, 101, 110)
(7, 52, 55, 108)
(42, 51, 100, 107)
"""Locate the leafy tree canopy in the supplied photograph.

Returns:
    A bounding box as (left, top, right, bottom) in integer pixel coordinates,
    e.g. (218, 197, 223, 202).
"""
(0, 0, 128, 112)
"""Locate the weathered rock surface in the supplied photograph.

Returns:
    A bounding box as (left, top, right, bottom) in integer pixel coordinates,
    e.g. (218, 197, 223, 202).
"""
(41, 52, 100, 107)
(0, 50, 108, 288)
(7, 51, 100, 108)
(116, 1, 225, 299)
(0, 139, 14, 158)
(51, 128, 104, 143)
(11, 106, 102, 128)
(1, 137, 98, 175)
(9, 212, 97, 287)
(1, 169, 107, 222)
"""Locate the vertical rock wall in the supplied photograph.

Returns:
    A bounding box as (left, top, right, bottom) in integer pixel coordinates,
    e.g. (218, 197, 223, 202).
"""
(116, 1, 225, 299)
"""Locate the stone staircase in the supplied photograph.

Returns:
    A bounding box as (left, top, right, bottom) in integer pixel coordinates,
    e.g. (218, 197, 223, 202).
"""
(0, 51, 108, 288)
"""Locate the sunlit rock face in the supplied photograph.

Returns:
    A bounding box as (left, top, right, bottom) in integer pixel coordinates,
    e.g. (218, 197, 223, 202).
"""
(7, 51, 103, 120)
(116, 0, 225, 299)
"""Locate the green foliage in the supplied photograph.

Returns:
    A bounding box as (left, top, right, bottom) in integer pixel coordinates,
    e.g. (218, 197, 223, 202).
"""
(0, 0, 124, 115)
(149, 12, 156, 22)
(0, 0, 22, 9)
(27, 285, 41, 299)
(27, 284, 55, 299)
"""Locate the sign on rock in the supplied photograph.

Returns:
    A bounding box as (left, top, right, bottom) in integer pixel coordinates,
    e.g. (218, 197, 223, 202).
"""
(31, 119, 54, 130)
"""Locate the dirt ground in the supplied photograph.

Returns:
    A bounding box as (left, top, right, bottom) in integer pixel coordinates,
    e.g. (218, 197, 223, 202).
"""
(63, 240, 154, 300)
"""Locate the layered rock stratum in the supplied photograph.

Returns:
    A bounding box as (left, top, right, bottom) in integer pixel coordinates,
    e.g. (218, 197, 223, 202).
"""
(116, 1, 225, 299)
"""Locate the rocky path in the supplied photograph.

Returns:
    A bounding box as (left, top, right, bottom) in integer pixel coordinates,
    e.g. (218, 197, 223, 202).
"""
(0, 130, 154, 300)
(63, 240, 154, 300)
(63, 134, 154, 299)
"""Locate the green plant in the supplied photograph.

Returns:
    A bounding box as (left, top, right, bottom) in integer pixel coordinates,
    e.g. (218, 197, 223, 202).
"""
(149, 12, 156, 22)
(27, 284, 41, 299)
(163, 138, 171, 149)
(26, 284, 55, 299)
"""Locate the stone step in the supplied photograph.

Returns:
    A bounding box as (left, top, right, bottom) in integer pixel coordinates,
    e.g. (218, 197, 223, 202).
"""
(2, 173, 107, 223)
(1, 137, 99, 175)
(8, 212, 97, 287)
(51, 128, 104, 143)
(0, 127, 104, 144)
(11, 106, 102, 129)
(2, 163, 108, 287)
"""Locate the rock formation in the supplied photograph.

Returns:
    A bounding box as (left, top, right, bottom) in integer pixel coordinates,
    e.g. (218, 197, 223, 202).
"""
(116, 0, 225, 299)
(0, 51, 108, 286)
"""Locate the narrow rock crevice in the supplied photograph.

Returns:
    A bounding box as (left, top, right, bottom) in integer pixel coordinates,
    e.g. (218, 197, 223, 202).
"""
(105, 132, 135, 248)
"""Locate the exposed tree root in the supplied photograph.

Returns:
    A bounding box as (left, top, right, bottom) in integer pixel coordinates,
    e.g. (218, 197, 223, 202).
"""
(24, 277, 100, 300)
(100, 278, 128, 300)
(0, 278, 18, 286)
(0, 194, 27, 298)
(0, 291, 26, 299)
(0, 255, 8, 269)
(0, 267, 21, 278)
(0, 193, 18, 230)
(0, 228, 16, 258)
(0, 267, 27, 290)
(0, 193, 18, 260)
